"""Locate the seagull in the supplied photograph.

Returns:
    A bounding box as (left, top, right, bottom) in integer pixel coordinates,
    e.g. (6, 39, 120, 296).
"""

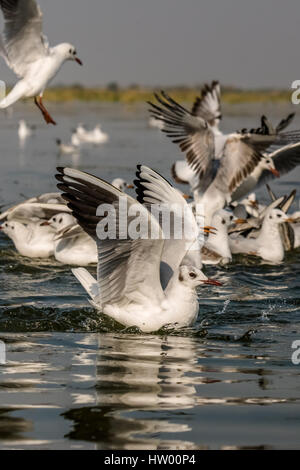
(171, 153, 280, 202)
(201, 210, 233, 265)
(0, 0, 82, 125)
(111, 178, 134, 191)
(18, 119, 34, 146)
(74, 124, 109, 145)
(229, 208, 293, 263)
(42, 213, 97, 265)
(0, 218, 55, 258)
(230, 143, 300, 202)
(148, 91, 300, 225)
(56, 138, 80, 156)
(55, 166, 221, 332)
(179, 81, 295, 158)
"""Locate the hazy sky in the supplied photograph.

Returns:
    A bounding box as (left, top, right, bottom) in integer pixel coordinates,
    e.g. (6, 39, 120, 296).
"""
(0, 0, 300, 88)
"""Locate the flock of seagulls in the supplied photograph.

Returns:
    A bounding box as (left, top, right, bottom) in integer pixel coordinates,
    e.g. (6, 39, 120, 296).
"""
(1, 1, 300, 332)
(56, 124, 109, 156)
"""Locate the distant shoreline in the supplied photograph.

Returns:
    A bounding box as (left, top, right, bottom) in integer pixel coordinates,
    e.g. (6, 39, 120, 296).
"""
(14, 85, 292, 104)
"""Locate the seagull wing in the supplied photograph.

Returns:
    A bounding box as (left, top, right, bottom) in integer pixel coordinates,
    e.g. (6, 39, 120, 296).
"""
(171, 160, 197, 185)
(134, 165, 199, 275)
(214, 134, 263, 194)
(148, 91, 216, 185)
(0, 0, 49, 78)
(56, 167, 165, 308)
(191, 81, 222, 130)
(1, 202, 71, 221)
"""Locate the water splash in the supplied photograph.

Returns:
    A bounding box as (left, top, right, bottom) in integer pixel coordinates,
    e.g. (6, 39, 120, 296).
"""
(217, 299, 231, 315)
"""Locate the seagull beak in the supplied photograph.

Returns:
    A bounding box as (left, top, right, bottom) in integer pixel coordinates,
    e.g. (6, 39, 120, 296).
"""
(202, 279, 222, 286)
(202, 226, 217, 235)
(285, 217, 296, 223)
(182, 193, 192, 200)
(75, 57, 83, 66)
(127, 184, 134, 189)
(0, 225, 3, 231)
(270, 168, 280, 178)
(234, 218, 247, 225)
(40, 221, 50, 226)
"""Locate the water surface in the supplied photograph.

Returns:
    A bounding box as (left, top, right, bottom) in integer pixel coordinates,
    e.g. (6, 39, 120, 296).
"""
(0, 102, 300, 449)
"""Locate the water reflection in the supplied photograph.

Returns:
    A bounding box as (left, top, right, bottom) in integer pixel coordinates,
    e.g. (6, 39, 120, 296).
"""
(64, 334, 200, 449)
(63, 333, 300, 449)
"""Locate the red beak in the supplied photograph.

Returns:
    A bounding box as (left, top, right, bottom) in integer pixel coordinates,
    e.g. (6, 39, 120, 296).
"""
(203, 279, 222, 286)
(40, 221, 50, 226)
(75, 57, 83, 66)
(270, 168, 280, 178)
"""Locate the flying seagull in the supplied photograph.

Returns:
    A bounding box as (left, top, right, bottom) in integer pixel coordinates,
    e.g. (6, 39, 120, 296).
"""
(0, 0, 82, 125)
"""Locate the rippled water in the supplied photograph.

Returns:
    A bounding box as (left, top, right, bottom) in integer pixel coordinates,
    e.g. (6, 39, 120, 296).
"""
(0, 102, 300, 449)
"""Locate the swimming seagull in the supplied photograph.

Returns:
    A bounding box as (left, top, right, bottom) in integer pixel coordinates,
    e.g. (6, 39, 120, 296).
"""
(0, 219, 55, 258)
(55, 166, 221, 332)
(74, 124, 109, 145)
(111, 178, 134, 191)
(201, 210, 233, 265)
(42, 213, 97, 265)
(229, 208, 293, 263)
(56, 139, 80, 156)
(18, 119, 34, 147)
(0, 0, 82, 125)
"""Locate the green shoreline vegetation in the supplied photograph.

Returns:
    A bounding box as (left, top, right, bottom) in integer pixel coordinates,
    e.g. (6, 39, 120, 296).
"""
(10, 83, 292, 104)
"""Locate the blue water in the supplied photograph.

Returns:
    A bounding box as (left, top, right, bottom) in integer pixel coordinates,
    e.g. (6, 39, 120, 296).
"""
(0, 102, 299, 449)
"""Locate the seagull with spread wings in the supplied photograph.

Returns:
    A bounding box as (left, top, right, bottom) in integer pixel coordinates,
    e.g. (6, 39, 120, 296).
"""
(0, 0, 82, 125)
(55, 166, 221, 332)
(148, 90, 300, 225)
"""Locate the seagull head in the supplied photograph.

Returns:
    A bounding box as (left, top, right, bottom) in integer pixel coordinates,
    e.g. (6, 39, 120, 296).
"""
(267, 208, 290, 225)
(0, 221, 28, 239)
(262, 156, 280, 178)
(59, 43, 83, 65)
(111, 178, 134, 191)
(41, 213, 75, 232)
(178, 266, 222, 288)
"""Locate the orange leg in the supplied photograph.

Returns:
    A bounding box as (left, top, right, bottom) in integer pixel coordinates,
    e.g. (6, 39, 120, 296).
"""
(34, 96, 56, 125)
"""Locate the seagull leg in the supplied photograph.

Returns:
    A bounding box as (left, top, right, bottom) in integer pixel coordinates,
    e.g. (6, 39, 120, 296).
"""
(34, 97, 56, 125)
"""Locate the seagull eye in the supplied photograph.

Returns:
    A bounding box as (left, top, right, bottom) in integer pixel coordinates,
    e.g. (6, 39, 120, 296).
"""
(69, 49, 72, 54)
(189, 272, 197, 279)
(59, 218, 63, 223)
(73, 50, 76, 55)
(277, 214, 282, 218)
(53, 218, 56, 222)
(222, 219, 226, 225)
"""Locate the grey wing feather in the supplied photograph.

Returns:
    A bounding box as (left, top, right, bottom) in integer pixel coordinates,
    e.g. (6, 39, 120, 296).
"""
(56, 167, 165, 308)
(0, 0, 48, 77)
(148, 91, 216, 185)
(191, 81, 222, 129)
